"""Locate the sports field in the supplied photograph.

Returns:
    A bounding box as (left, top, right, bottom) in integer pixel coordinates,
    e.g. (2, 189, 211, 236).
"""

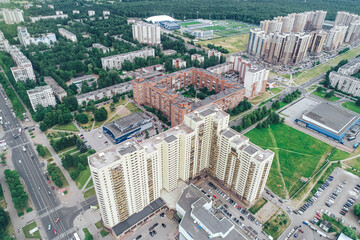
(245, 124, 333, 199)
(200, 26, 227, 31)
(179, 21, 201, 27)
(199, 34, 249, 54)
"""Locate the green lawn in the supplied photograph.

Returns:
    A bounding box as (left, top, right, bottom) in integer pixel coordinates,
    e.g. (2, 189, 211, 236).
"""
(84, 187, 96, 199)
(199, 34, 249, 54)
(312, 91, 340, 102)
(22, 221, 41, 239)
(200, 26, 227, 31)
(269, 88, 284, 95)
(263, 211, 290, 240)
(43, 146, 52, 159)
(342, 101, 360, 114)
(75, 167, 91, 189)
(126, 102, 143, 113)
(179, 21, 201, 27)
(249, 198, 268, 214)
(85, 178, 93, 188)
(57, 146, 77, 155)
(100, 229, 109, 237)
(245, 124, 333, 199)
(53, 122, 79, 132)
(249, 91, 273, 105)
(95, 220, 102, 229)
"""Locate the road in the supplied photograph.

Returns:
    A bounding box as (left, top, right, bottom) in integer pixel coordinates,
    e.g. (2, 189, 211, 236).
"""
(0, 86, 97, 239)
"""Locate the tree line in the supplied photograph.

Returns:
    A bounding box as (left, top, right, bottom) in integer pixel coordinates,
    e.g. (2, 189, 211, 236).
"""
(4, 169, 28, 210)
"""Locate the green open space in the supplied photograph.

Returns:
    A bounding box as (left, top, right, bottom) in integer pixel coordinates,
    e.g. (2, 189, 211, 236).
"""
(95, 220, 102, 229)
(53, 122, 79, 132)
(100, 229, 110, 237)
(84, 187, 96, 199)
(22, 221, 41, 239)
(344, 157, 360, 170)
(86, 178, 93, 189)
(294, 45, 360, 85)
(179, 21, 202, 27)
(52, 166, 69, 187)
(282, 71, 302, 79)
(245, 124, 333, 199)
(199, 34, 249, 54)
(43, 146, 52, 159)
(269, 88, 284, 95)
(74, 167, 91, 189)
(263, 211, 290, 240)
(249, 91, 273, 105)
(57, 146, 77, 155)
(200, 26, 227, 31)
(249, 198, 268, 214)
(125, 102, 143, 113)
(342, 101, 360, 114)
(312, 90, 340, 102)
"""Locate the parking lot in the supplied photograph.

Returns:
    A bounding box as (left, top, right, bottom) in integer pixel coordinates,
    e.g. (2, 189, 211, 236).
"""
(196, 178, 268, 240)
(124, 211, 179, 240)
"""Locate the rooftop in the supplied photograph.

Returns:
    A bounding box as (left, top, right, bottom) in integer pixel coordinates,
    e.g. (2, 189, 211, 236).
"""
(27, 85, 52, 95)
(302, 102, 357, 134)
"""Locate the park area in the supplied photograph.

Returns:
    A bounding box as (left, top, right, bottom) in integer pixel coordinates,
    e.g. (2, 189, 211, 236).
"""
(199, 34, 249, 54)
(342, 101, 360, 114)
(263, 210, 290, 240)
(245, 124, 334, 199)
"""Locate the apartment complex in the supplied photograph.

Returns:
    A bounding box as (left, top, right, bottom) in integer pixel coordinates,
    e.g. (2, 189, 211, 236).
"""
(329, 59, 360, 97)
(44, 76, 67, 101)
(249, 10, 327, 65)
(230, 55, 269, 98)
(324, 25, 348, 51)
(9, 46, 36, 82)
(92, 43, 109, 53)
(27, 85, 56, 111)
(191, 54, 204, 63)
(18, 26, 57, 47)
(58, 28, 77, 42)
(29, 12, 68, 23)
(0, 30, 9, 52)
(132, 67, 245, 126)
(101, 48, 155, 70)
(208, 49, 221, 60)
(89, 104, 274, 230)
(132, 22, 161, 45)
(332, 11, 360, 45)
(1, 9, 24, 24)
(172, 58, 186, 69)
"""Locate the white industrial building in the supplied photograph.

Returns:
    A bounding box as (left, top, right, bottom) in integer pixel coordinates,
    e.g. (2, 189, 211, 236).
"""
(18, 26, 57, 47)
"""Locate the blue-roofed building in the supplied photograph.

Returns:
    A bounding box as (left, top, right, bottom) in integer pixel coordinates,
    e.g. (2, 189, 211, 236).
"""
(103, 112, 152, 144)
(159, 21, 180, 30)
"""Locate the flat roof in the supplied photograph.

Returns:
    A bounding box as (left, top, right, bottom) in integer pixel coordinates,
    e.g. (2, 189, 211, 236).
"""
(164, 135, 177, 143)
(112, 198, 165, 236)
(302, 102, 357, 134)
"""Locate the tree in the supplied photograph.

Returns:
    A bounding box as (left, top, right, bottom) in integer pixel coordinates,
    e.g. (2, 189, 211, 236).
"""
(325, 90, 335, 99)
(271, 100, 280, 110)
(36, 144, 46, 157)
(0, 207, 9, 237)
(342, 226, 357, 240)
(76, 113, 89, 124)
(354, 203, 360, 215)
(94, 107, 108, 122)
(356, 98, 360, 107)
(63, 96, 78, 111)
(110, 103, 116, 112)
(316, 86, 323, 93)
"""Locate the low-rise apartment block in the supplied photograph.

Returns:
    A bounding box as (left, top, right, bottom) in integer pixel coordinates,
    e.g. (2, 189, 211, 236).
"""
(172, 58, 186, 69)
(92, 43, 109, 53)
(101, 48, 155, 70)
(18, 26, 57, 47)
(44, 76, 67, 101)
(208, 49, 221, 59)
(191, 54, 204, 63)
(132, 22, 161, 45)
(1, 8, 24, 24)
(88, 10, 95, 16)
(132, 67, 245, 126)
(8, 46, 35, 82)
(58, 28, 77, 42)
(329, 59, 360, 96)
(76, 81, 132, 105)
(89, 104, 274, 232)
(0, 30, 10, 52)
(30, 12, 68, 23)
(27, 85, 56, 111)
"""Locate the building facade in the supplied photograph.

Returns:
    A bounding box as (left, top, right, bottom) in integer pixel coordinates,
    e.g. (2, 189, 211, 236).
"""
(172, 58, 186, 69)
(0, 30, 9, 52)
(208, 49, 221, 60)
(18, 26, 57, 47)
(101, 48, 155, 70)
(191, 54, 204, 63)
(29, 12, 68, 23)
(92, 43, 109, 53)
(1, 9, 24, 24)
(27, 85, 56, 111)
(58, 28, 77, 42)
(325, 25, 348, 51)
(132, 22, 161, 45)
(44, 76, 67, 101)
(8, 46, 36, 82)
(89, 104, 274, 229)
(329, 59, 360, 97)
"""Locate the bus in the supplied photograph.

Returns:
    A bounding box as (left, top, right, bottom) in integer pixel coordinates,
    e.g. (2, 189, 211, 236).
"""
(73, 233, 80, 240)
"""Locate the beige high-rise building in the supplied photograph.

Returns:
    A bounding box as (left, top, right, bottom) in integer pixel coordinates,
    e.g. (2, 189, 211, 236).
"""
(292, 12, 308, 32)
(308, 30, 327, 54)
(335, 11, 360, 27)
(89, 104, 274, 229)
(132, 22, 161, 45)
(325, 25, 348, 51)
(312, 10, 327, 30)
(279, 16, 295, 33)
(345, 21, 360, 43)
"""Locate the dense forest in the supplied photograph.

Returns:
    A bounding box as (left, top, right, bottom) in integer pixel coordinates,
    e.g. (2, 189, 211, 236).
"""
(51, 0, 360, 24)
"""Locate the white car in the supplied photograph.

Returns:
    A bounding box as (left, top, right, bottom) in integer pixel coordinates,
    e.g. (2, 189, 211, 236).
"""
(48, 225, 51, 230)
(18, 160, 21, 163)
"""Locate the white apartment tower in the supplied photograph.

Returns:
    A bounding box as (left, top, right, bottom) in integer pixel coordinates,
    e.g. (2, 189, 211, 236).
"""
(1, 9, 24, 24)
(0, 30, 9, 52)
(325, 25, 348, 51)
(8, 46, 36, 82)
(27, 85, 56, 111)
(132, 22, 161, 45)
(89, 104, 274, 228)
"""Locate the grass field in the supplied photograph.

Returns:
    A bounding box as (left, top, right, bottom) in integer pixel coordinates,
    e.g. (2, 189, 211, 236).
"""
(126, 102, 143, 113)
(84, 187, 96, 199)
(53, 122, 79, 132)
(200, 26, 227, 31)
(75, 167, 91, 189)
(312, 91, 340, 102)
(329, 148, 354, 161)
(249, 198, 268, 214)
(249, 91, 273, 105)
(282, 71, 302, 79)
(245, 124, 333, 199)
(85, 178, 93, 189)
(294, 45, 360, 85)
(199, 34, 249, 54)
(269, 88, 284, 95)
(342, 101, 360, 114)
(344, 158, 360, 170)
(263, 210, 290, 240)
(22, 221, 41, 239)
(53, 166, 69, 187)
(179, 21, 201, 27)
(100, 229, 110, 237)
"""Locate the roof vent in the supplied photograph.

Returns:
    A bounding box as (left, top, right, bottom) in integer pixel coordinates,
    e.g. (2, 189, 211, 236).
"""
(259, 154, 264, 159)
(99, 152, 105, 158)
(175, 127, 179, 130)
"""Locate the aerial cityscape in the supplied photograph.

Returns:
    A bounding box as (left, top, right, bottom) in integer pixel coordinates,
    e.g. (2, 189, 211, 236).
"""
(1, 0, 360, 240)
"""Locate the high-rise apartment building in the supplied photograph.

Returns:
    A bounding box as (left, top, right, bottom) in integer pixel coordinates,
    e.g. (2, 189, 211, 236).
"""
(308, 30, 327, 54)
(325, 25, 348, 51)
(1, 9, 24, 24)
(89, 104, 274, 229)
(18, 26, 57, 47)
(27, 85, 56, 111)
(101, 48, 155, 70)
(345, 21, 360, 43)
(58, 28, 77, 42)
(8, 46, 36, 82)
(132, 22, 161, 45)
(335, 11, 360, 27)
(0, 30, 9, 52)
